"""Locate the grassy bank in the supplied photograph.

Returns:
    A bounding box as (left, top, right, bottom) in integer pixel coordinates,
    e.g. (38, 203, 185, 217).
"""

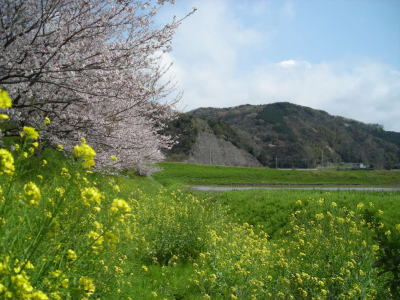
(2, 143, 400, 298)
(155, 162, 400, 187)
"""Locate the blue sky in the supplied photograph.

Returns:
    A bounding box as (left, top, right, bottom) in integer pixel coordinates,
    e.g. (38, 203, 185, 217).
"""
(158, 0, 400, 131)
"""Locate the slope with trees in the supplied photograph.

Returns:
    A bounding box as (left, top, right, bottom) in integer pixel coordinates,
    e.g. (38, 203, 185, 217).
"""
(166, 103, 400, 169)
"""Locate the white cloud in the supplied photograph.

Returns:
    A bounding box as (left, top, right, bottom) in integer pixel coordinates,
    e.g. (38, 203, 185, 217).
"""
(161, 0, 400, 132)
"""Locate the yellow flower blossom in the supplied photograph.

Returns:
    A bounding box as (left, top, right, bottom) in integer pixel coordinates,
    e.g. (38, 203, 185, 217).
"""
(24, 182, 41, 205)
(88, 231, 100, 240)
(50, 270, 62, 278)
(81, 187, 102, 206)
(74, 139, 96, 169)
(60, 167, 71, 179)
(61, 279, 69, 289)
(79, 276, 95, 297)
(0, 149, 15, 175)
(11, 274, 33, 293)
(66, 249, 77, 261)
(44, 117, 51, 125)
(0, 89, 12, 108)
(21, 126, 39, 140)
(110, 155, 118, 161)
(30, 291, 49, 300)
(56, 145, 63, 151)
(0, 114, 9, 120)
(110, 198, 131, 213)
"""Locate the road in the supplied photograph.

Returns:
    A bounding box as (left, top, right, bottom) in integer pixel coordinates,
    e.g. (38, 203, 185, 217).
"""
(191, 185, 400, 192)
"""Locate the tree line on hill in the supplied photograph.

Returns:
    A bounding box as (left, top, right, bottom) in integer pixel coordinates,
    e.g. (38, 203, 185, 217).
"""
(164, 102, 400, 169)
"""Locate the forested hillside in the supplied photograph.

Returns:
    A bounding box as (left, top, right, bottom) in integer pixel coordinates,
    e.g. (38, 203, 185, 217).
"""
(165, 102, 400, 169)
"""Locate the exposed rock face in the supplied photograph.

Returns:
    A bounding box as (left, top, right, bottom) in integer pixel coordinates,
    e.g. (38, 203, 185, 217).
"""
(186, 130, 262, 167)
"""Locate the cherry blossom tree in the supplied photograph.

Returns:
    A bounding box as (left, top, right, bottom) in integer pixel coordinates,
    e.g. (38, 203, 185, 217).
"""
(0, 0, 191, 171)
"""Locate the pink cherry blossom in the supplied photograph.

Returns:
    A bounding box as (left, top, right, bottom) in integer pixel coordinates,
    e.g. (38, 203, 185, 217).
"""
(0, 0, 192, 172)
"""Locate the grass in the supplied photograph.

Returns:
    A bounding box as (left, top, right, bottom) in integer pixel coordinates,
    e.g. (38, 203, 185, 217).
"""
(154, 162, 400, 187)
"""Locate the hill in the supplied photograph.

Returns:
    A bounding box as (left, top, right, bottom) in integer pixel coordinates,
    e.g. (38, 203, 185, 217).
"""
(164, 102, 400, 169)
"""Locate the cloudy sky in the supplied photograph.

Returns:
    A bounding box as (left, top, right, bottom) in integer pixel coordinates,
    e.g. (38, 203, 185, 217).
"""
(158, 0, 400, 131)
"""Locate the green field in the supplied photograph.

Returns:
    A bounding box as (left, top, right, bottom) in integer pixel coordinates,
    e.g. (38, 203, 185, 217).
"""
(155, 162, 400, 187)
(192, 189, 400, 237)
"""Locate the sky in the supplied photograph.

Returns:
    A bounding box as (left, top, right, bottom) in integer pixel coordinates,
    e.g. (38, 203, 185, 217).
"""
(158, 0, 400, 131)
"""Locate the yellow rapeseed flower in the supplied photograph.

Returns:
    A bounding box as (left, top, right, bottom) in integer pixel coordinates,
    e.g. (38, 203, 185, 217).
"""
(11, 274, 33, 294)
(82, 159, 95, 169)
(66, 249, 77, 261)
(21, 126, 39, 140)
(0, 89, 12, 108)
(79, 276, 95, 297)
(110, 155, 118, 161)
(44, 117, 51, 125)
(0, 114, 9, 120)
(23, 182, 41, 205)
(61, 279, 69, 289)
(74, 139, 96, 169)
(50, 270, 62, 278)
(56, 145, 63, 151)
(110, 198, 131, 213)
(81, 187, 102, 206)
(30, 291, 49, 300)
(0, 149, 15, 175)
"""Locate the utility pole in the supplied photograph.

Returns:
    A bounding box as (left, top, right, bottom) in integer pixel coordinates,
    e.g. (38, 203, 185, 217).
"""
(321, 149, 324, 168)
